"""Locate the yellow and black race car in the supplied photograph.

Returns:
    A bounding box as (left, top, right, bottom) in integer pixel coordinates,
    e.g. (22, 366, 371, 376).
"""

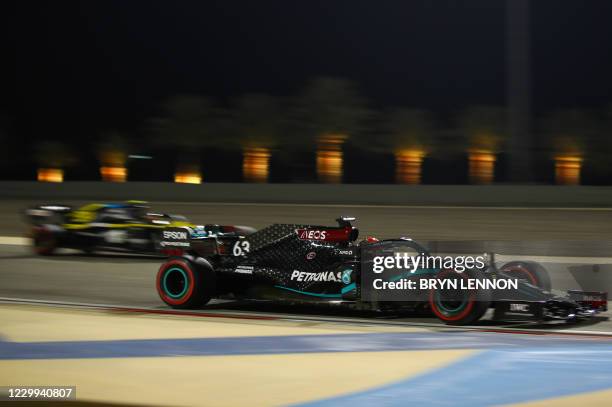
(24, 201, 194, 256)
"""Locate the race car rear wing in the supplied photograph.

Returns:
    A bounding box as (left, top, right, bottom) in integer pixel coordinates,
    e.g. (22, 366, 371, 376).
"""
(156, 226, 250, 257)
(156, 227, 192, 256)
(24, 205, 72, 225)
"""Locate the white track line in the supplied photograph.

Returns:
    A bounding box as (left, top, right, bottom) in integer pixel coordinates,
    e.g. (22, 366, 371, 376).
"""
(494, 254, 612, 264)
(0, 236, 28, 246)
(1, 296, 611, 337)
(153, 201, 612, 211)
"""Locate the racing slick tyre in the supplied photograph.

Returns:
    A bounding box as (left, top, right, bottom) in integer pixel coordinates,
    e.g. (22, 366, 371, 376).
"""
(156, 257, 215, 309)
(31, 227, 57, 256)
(429, 268, 491, 325)
(500, 261, 551, 291)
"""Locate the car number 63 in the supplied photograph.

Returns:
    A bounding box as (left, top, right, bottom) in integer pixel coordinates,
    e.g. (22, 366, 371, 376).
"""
(232, 240, 251, 256)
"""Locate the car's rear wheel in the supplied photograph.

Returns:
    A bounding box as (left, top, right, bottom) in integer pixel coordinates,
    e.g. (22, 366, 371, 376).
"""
(429, 268, 491, 325)
(156, 258, 214, 309)
(32, 227, 57, 256)
(500, 261, 551, 291)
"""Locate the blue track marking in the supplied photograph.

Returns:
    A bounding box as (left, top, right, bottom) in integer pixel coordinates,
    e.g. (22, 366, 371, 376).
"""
(0, 331, 610, 360)
(298, 346, 612, 406)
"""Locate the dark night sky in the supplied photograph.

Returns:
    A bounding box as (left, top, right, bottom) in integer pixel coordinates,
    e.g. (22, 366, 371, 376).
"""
(5, 0, 612, 142)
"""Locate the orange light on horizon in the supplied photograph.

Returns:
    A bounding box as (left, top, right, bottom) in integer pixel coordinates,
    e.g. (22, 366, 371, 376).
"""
(243, 147, 271, 183)
(37, 168, 64, 183)
(174, 172, 202, 184)
(555, 155, 582, 185)
(395, 149, 425, 184)
(317, 150, 343, 183)
(316, 134, 346, 183)
(100, 166, 127, 182)
(468, 150, 496, 184)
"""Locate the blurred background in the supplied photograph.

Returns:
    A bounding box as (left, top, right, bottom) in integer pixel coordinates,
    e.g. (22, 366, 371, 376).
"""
(4, 3, 612, 406)
(3, 0, 612, 186)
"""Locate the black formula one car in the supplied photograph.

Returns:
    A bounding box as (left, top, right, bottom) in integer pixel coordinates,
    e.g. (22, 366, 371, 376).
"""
(155, 217, 607, 325)
(24, 201, 195, 256)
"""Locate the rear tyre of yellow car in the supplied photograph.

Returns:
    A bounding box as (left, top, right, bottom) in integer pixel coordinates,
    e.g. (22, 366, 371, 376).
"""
(32, 227, 57, 256)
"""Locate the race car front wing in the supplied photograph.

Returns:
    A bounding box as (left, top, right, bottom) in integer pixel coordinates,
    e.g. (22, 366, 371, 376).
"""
(493, 290, 607, 322)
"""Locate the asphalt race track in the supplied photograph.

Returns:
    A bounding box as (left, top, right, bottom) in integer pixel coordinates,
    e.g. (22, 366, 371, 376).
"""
(0, 241, 610, 333)
(1, 199, 612, 332)
(5, 199, 612, 240)
(3, 200, 612, 406)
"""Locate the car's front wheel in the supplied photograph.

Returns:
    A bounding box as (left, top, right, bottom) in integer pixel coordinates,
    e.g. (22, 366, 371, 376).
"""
(429, 268, 491, 325)
(156, 257, 215, 309)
